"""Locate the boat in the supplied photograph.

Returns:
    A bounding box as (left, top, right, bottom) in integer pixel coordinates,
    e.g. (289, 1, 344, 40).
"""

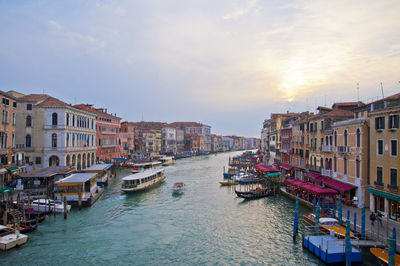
(8, 222, 37, 234)
(303, 213, 354, 238)
(370, 247, 400, 265)
(0, 225, 28, 250)
(235, 187, 272, 199)
(131, 161, 163, 173)
(159, 157, 174, 166)
(22, 199, 71, 214)
(219, 181, 238, 186)
(121, 168, 166, 193)
(83, 163, 113, 186)
(172, 182, 185, 193)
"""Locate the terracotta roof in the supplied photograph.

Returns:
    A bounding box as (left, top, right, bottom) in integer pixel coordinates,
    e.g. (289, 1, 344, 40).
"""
(18, 94, 50, 103)
(37, 96, 70, 107)
(317, 106, 332, 111)
(169, 122, 209, 128)
(322, 109, 354, 117)
(74, 104, 121, 120)
(331, 101, 364, 109)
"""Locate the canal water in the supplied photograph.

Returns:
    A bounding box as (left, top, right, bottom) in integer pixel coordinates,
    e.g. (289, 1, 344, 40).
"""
(1, 151, 378, 265)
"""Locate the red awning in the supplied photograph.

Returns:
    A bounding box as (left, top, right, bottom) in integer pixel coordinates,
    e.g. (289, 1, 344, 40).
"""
(284, 179, 305, 187)
(304, 172, 321, 180)
(280, 163, 293, 171)
(298, 183, 338, 196)
(318, 177, 356, 194)
(255, 164, 280, 173)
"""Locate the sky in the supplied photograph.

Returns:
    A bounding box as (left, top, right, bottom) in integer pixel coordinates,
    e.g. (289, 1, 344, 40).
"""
(0, 0, 399, 137)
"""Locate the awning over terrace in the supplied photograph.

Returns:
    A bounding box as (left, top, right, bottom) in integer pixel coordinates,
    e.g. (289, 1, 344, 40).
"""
(284, 179, 338, 196)
(316, 176, 356, 194)
(304, 172, 321, 180)
(254, 164, 280, 173)
(279, 163, 293, 171)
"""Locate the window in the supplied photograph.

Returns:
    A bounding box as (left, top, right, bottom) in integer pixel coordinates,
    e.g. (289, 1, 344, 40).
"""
(72, 115, 75, 126)
(334, 131, 337, 146)
(2, 110, 8, 124)
(26, 115, 32, 127)
(356, 129, 361, 147)
(52, 133, 57, 147)
(389, 115, 399, 129)
(391, 169, 398, 187)
(375, 116, 385, 130)
(26, 134, 32, 148)
(344, 130, 348, 146)
(321, 121, 324, 131)
(35, 157, 41, 165)
(391, 140, 398, 156)
(344, 158, 347, 175)
(27, 104, 32, 110)
(66, 113, 69, 126)
(334, 157, 337, 172)
(13, 102, 16, 108)
(377, 166, 383, 185)
(52, 113, 58, 126)
(377, 140, 384, 155)
(356, 159, 360, 178)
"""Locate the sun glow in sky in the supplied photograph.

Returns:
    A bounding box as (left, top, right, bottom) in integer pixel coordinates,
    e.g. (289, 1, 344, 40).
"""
(0, 0, 399, 136)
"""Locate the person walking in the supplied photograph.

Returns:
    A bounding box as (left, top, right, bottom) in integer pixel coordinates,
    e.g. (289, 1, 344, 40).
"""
(377, 212, 383, 226)
(370, 212, 376, 226)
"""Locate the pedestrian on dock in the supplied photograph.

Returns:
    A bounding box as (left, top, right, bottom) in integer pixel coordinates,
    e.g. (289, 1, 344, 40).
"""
(377, 212, 383, 226)
(370, 212, 376, 226)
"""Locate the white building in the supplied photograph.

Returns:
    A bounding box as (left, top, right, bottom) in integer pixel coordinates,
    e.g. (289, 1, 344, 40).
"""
(15, 94, 97, 171)
(162, 127, 177, 154)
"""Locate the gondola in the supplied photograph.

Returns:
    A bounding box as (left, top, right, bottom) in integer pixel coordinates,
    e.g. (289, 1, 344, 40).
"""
(235, 188, 272, 199)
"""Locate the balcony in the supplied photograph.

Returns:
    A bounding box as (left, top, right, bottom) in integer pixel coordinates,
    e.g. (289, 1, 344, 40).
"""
(374, 181, 384, 188)
(387, 184, 398, 192)
(321, 145, 333, 152)
(306, 164, 321, 173)
(0, 148, 8, 155)
(321, 168, 332, 177)
(337, 146, 350, 153)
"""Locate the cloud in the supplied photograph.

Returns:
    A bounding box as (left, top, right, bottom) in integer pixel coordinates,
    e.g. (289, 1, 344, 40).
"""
(223, 0, 260, 20)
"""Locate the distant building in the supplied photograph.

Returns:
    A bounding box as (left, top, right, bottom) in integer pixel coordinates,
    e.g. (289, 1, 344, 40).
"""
(74, 104, 121, 162)
(0, 91, 17, 165)
(162, 127, 177, 154)
(169, 122, 211, 152)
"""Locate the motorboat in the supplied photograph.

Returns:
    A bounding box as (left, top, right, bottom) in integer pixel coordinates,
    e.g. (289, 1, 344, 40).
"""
(131, 161, 163, 173)
(172, 182, 185, 193)
(0, 225, 28, 250)
(23, 199, 71, 214)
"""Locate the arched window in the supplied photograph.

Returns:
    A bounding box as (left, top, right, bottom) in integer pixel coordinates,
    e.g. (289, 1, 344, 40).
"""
(72, 115, 75, 126)
(334, 131, 337, 147)
(344, 130, 348, 147)
(52, 133, 57, 148)
(66, 113, 69, 126)
(26, 115, 32, 127)
(26, 134, 31, 148)
(356, 128, 361, 147)
(334, 157, 337, 172)
(52, 113, 58, 126)
(66, 133, 69, 147)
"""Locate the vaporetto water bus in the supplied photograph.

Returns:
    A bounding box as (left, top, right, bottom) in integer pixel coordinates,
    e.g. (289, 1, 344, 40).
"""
(131, 161, 162, 173)
(159, 156, 174, 166)
(121, 168, 166, 193)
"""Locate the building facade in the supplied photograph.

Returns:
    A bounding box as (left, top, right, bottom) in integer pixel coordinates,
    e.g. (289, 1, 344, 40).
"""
(15, 94, 97, 171)
(0, 91, 17, 165)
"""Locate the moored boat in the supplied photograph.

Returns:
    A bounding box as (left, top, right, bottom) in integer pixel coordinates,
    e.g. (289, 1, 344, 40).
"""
(0, 225, 28, 250)
(219, 181, 238, 186)
(235, 187, 271, 199)
(159, 157, 175, 166)
(122, 168, 166, 193)
(21, 199, 71, 214)
(303, 213, 354, 238)
(370, 247, 400, 265)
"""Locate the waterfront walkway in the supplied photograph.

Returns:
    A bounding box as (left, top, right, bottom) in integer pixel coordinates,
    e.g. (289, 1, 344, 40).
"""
(341, 204, 400, 251)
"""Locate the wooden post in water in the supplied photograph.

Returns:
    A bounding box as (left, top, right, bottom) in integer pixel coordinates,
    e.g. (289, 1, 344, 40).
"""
(78, 187, 82, 210)
(63, 196, 67, 220)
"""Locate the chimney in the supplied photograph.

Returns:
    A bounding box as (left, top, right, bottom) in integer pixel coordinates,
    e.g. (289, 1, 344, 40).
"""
(105, 108, 108, 113)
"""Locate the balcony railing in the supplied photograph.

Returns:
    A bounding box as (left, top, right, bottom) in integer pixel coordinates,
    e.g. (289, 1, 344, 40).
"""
(374, 181, 384, 187)
(321, 145, 333, 152)
(387, 184, 398, 192)
(337, 146, 350, 153)
(321, 168, 332, 177)
(306, 164, 321, 173)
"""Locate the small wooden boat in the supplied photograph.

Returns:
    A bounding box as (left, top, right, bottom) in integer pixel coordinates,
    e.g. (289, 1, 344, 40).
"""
(0, 225, 28, 250)
(219, 181, 238, 186)
(172, 182, 185, 193)
(8, 222, 38, 234)
(370, 247, 400, 265)
(235, 188, 271, 199)
(303, 213, 354, 238)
